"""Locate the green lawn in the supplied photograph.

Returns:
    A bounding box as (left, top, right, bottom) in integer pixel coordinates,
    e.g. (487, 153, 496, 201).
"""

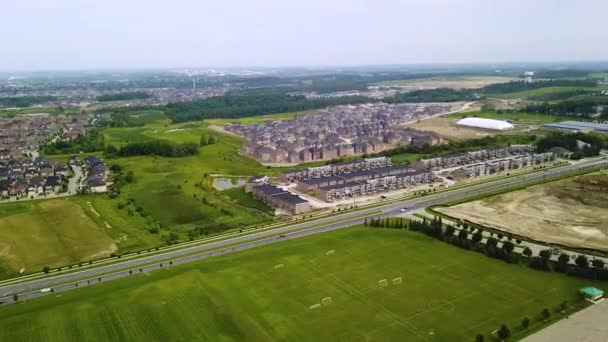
(492, 86, 608, 100)
(0, 199, 116, 276)
(0, 227, 601, 341)
(205, 109, 319, 125)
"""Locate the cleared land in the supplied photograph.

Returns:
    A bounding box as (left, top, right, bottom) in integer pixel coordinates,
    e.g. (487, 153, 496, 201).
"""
(406, 111, 543, 141)
(406, 111, 575, 141)
(378, 76, 517, 90)
(0, 199, 116, 277)
(438, 173, 608, 252)
(0, 227, 599, 341)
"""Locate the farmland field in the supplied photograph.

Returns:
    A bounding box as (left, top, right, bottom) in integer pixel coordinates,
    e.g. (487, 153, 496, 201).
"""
(378, 75, 517, 90)
(0, 227, 601, 341)
(0, 199, 116, 277)
(438, 173, 608, 252)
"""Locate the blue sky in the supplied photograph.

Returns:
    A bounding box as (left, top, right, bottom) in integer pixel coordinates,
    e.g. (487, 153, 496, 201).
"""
(2, 0, 607, 70)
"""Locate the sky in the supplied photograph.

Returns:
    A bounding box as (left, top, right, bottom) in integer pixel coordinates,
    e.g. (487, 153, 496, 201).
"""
(2, 0, 608, 71)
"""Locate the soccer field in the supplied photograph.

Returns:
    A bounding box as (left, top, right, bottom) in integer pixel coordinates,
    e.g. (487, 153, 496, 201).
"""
(0, 227, 600, 341)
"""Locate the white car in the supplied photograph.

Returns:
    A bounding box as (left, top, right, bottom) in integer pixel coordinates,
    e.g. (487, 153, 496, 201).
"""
(40, 288, 51, 293)
(400, 208, 407, 212)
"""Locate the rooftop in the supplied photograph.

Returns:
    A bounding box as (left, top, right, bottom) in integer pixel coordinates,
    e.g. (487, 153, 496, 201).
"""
(271, 192, 309, 205)
(319, 181, 363, 191)
(543, 121, 608, 133)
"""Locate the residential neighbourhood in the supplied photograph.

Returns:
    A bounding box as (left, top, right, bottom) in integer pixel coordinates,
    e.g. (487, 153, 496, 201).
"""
(0, 112, 91, 155)
(225, 102, 457, 164)
(0, 156, 68, 199)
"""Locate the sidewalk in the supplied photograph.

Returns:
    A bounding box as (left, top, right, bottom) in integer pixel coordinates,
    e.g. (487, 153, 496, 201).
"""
(522, 299, 608, 342)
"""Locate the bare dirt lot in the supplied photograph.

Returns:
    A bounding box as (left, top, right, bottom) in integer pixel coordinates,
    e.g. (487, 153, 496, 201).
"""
(380, 76, 517, 90)
(405, 115, 530, 141)
(438, 173, 608, 252)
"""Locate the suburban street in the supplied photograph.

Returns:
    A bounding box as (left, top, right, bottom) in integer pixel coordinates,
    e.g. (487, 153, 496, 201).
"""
(1, 156, 607, 306)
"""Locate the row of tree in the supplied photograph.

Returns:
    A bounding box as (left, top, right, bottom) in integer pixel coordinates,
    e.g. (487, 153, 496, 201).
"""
(111, 140, 199, 157)
(367, 216, 608, 281)
(165, 94, 377, 123)
(482, 79, 596, 94)
(0, 96, 55, 108)
(524, 99, 608, 118)
(199, 134, 217, 146)
(536, 132, 605, 158)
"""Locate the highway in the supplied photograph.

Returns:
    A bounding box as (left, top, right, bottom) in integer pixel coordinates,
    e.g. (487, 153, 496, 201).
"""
(1, 156, 607, 306)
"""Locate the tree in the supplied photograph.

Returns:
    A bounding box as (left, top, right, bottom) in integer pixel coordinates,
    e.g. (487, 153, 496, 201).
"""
(502, 241, 515, 254)
(523, 247, 533, 257)
(125, 170, 135, 183)
(560, 301, 568, 311)
(541, 308, 551, 320)
(475, 334, 485, 342)
(557, 253, 570, 272)
(199, 134, 208, 146)
(472, 231, 483, 243)
(575, 255, 589, 269)
(497, 324, 510, 340)
(539, 249, 552, 261)
(592, 259, 605, 270)
(521, 317, 530, 329)
(486, 237, 498, 248)
(43, 266, 50, 274)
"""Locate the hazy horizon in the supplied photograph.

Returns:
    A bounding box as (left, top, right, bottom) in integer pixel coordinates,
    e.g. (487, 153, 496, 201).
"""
(3, 0, 608, 71)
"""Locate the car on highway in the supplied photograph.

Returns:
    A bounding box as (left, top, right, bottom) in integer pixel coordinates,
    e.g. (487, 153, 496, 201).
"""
(400, 208, 407, 212)
(40, 288, 51, 293)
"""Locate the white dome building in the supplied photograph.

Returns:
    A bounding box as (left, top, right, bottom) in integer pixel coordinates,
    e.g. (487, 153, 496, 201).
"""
(456, 117, 514, 131)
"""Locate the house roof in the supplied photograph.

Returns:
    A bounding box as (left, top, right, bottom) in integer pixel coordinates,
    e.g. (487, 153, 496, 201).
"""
(253, 184, 286, 196)
(271, 192, 309, 205)
(580, 286, 604, 297)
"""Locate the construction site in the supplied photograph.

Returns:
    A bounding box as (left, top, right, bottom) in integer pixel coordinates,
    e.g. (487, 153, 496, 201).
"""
(246, 145, 559, 213)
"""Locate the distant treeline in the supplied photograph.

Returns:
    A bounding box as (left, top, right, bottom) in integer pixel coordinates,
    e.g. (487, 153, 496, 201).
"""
(165, 94, 376, 123)
(97, 92, 151, 102)
(537, 133, 604, 159)
(526, 98, 608, 118)
(482, 80, 597, 94)
(0, 96, 56, 108)
(386, 88, 477, 103)
(111, 140, 199, 157)
(527, 89, 591, 101)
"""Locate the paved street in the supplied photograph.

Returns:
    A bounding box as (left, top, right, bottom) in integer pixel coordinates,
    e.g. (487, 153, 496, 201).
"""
(0, 156, 606, 306)
(522, 300, 608, 342)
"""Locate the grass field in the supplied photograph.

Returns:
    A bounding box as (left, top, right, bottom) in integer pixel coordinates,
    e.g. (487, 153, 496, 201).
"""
(438, 173, 608, 252)
(0, 110, 312, 276)
(205, 109, 320, 125)
(0, 199, 116, 276)
(377, 75, 517, 90)
(492, 86, 608, 100)
(0, 227, 601, 341)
